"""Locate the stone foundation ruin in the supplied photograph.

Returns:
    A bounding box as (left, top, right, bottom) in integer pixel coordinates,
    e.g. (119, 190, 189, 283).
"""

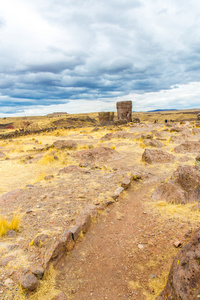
(116, 101, 132, 123)
(98, 112, 114, 126)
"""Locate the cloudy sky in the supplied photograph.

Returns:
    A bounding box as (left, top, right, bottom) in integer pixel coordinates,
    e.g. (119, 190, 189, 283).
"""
(0, 0, 200, 117)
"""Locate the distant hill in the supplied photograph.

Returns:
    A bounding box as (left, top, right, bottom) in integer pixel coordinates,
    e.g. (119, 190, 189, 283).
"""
(148, 109, 177, 112)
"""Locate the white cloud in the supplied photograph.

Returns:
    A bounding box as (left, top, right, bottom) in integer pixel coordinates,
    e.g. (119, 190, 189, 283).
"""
(0, 0, 200, 116)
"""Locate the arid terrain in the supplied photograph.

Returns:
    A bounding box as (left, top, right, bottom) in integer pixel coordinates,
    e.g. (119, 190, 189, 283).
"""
(0, 108, 200, 299)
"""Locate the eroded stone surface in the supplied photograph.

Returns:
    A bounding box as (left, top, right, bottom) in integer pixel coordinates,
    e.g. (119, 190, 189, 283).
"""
(158, 228, 200, 300)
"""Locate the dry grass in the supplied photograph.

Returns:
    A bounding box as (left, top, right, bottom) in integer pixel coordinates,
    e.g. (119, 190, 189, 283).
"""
(153, 201, 200, 224)
(13, 265, 60, 300)
(0, 211, 20, 236)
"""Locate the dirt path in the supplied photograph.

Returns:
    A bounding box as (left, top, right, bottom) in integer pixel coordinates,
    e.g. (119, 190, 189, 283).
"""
(55, 179, 190, 299)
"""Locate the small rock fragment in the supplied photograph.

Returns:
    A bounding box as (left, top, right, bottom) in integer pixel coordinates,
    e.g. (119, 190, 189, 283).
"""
(174, 240, 182, 248)
(20, 273, 40, 291)
(138, 244, 144, 250)
(111, 187, 124, 200)
(31, 266, 44, 279)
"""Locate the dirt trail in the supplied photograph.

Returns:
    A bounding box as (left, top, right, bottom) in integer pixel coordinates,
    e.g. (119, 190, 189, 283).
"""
(55, 180, 189, 299)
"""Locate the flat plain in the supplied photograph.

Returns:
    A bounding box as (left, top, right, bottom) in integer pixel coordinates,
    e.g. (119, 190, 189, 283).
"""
(0, 108, 200, 299)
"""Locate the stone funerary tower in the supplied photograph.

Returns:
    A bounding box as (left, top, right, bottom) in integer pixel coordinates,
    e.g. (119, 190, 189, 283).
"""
(116, 101, 132, 122)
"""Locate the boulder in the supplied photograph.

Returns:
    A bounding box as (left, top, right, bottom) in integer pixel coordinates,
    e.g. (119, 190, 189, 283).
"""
(142, 149, 176, 164)
(197, 113, 200, 120)
(52, 140, 77, 150)
(20, 273, 40, 291)
(74, 147, 122, 163)
(152, 165, 200, 204)
(143, 139, 164, 148)
(192, 128, 200, 135)
(100, 131, 134, 141)
(174, 140, 200, 154)
(173, 165, 200, 202)
(152, 181, 187, 204)
(158, 228, 200, 300)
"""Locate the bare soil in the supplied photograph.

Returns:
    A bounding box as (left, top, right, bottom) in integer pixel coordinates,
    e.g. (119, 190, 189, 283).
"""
(0, 118, 199, 299)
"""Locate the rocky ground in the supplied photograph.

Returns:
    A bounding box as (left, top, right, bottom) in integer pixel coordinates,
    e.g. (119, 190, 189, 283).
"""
(0, 120, 199, 299)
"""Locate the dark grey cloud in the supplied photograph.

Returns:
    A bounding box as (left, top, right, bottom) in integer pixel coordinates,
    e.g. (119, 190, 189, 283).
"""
(0, 0, 200, 116)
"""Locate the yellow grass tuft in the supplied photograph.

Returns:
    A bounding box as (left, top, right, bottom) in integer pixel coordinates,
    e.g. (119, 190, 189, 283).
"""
(128, 280, 141, 290)
(152, 201, 200, 223)
(0, 211, 20, 236)
(14, 265, 60, 300)
(35, 171, 47, 182)
(29, 239, 34, 246)
(40, 153, 56, 165)
(144, 271, 169, 300)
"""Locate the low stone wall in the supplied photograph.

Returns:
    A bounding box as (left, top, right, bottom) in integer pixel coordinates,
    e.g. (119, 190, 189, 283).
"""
(116, 101, 132, 123)
(98, 112, 114, 126)
(19, 171, 142, 297)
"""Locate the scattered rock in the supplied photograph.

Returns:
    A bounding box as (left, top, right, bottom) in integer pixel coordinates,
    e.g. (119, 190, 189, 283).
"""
(6, 230, 17, 237)
(0, 256, 16, 267)
(58, 165, 85, 175)
(178, 155, 191, 162)
(121, 177, 131, 190)
(111, 187, 124, 200)
(100, 131, 134, 141)
(0, 189, 22, 203)
(152, 165, 200, 204)
(158, 228, 200, 300)
(173, 165, 200, 203)
(132, 118, 140, 123)
(152, 181, 187, 204)
(52, 140, 77, 150)
(34, 234, 49, 247)
(4, 278, 13, 286)
(142, 149, 176, 164)
(141, 133, 153, 139)
(20, 273, 40, 291)
(174, 140, 200, 154)
(192, 128, 200, 135)
(173, 240, 182, 248)
(74, 147, 122, 163)
(44, 175, 54, 180)
(138, 244, 144, 250)
(53, 292, 68, 300)
(143, 139, 164, 148)
(31, 266, 44, 279)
